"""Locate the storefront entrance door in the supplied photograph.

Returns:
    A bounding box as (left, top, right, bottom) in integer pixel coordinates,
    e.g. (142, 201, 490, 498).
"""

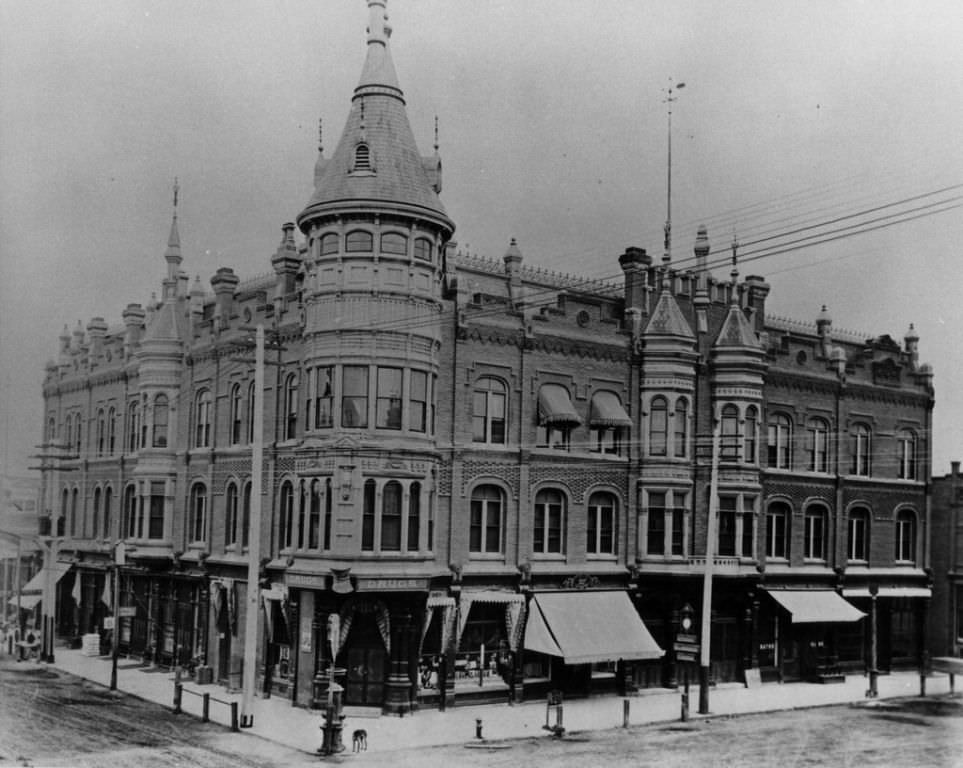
(343, 618, 385, 706)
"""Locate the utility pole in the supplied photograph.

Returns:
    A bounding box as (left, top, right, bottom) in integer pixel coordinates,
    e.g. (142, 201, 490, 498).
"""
(699, 417, 721, 714)
(240, 324, 265, 728)
(110, 541, 126, 690)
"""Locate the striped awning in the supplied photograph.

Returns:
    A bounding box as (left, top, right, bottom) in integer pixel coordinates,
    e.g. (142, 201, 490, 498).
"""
(589, 391, 632, 428)
(538, 384, 580, 426)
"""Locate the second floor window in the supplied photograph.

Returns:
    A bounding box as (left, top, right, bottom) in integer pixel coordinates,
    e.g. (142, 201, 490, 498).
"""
(127, 401, 140, 452)
(647, 490, 686, 556)
(409, 370, 428, 433)
(189, 484, 207, 544)
(311, 366, 334, 429)
(649, 397, 668, 456)
(226, 482, 239, 546)
(804, 505, 828, 560)
(895, 510, 916, 563)
(589, 390, 630, 456)
(744, 406, 758, 464)
(473, 377, 506, 444)
(533, 488, 565, 555)
(469, 485, 503, 555)
(587, 491, 617, 555)
(194, 390, 212, 448)
(230, 385, 243, 444)
(342, 366, 368, 428)
(767, 413, 792, 469)
(720, 404, 740, 461)
(718, 495, 754, 558)
(765, 502, 790, 560)
(848, 507, 870, 561)
(283, 374, 298, 440)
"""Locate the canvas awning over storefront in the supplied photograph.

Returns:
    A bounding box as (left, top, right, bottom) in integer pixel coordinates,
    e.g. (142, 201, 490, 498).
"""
(841, 586, 932, 599)
(19, 561, 72, 594)
(523, 591, 663, 664)
(765, 589, 865, 624)
(8, 593, 42, 610)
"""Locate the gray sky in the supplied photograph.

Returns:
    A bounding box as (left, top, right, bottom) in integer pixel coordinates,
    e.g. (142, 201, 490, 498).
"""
(1, 0, 961, 475)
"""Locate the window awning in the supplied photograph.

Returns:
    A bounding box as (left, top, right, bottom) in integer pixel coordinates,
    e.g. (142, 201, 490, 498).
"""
(20, 562, 72, 594)
(8, 593, 42, 610)
(589, 391, 632, 428)
(460, 590, 524, 605)
(842, 587, 932, 599)
(524, 591, 663, 664)
(538, 384, 581, 426)
(765, 589, 865, 624)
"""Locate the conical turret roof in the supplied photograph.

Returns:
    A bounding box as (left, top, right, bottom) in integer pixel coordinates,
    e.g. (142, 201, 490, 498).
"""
(298, 0, 451, 230)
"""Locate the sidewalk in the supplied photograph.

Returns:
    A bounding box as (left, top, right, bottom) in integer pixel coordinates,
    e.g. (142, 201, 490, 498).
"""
(39, 648, 956, 756)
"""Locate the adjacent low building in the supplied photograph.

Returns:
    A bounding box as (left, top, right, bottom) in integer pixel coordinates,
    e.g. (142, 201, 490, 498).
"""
(37, 0, 935, 714)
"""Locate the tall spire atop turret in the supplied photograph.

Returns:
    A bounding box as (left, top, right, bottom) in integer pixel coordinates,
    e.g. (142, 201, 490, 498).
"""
(163, 178, 182, 297)
(357, 0, 402, 100)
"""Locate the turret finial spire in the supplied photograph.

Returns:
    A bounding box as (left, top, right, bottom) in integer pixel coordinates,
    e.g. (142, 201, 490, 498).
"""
(434, 115, 439, 154)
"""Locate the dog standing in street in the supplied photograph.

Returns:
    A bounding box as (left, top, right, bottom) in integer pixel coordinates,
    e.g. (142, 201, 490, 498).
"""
(352, 728, 368, 752)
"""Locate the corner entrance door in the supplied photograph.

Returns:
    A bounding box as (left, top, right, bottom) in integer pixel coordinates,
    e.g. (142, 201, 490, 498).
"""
(343, 617, 386, 706)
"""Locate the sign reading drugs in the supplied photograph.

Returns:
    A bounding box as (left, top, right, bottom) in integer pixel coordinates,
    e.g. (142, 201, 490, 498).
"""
(327, 614, 340, 659)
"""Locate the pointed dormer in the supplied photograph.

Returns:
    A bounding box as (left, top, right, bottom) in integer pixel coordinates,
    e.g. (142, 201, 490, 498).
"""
(297, 0, 453, 234)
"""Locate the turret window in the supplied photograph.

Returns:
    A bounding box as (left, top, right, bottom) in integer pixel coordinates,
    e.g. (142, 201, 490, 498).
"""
(380, 232, 408, 255)
(720, 404, 740, 461)
(152, 395, 169, 448)
(319, 233, 339, 256)
(744, 406, 758, 464)
(376, 367, 403, 430)
(648, 396, 668, 456)
(413, 237, 433, 262)
(345, 230, 373, 252)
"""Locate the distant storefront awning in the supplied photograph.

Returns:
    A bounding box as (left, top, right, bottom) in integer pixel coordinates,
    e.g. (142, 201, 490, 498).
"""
(765, 589, 865, 624)
(842, 586, 932, 599)
(589, 391, 632, 428)
(19, 561, 72, 594)
(524, 591, 663, 664)
(8, 594, 42, 610)
(538, 384, 581, 426)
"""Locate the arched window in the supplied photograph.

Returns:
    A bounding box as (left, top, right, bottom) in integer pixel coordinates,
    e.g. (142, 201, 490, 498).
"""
(381, 481, 402, 551)
(103, 486, 113, 539)
(767, 412, 792, 469)
(720, 404, 740, 461)
(152, 394, 169, 448)
(96, 409, 106, 456)
(587, 491, 617, 555)
(308, 479, 321, 550)
(804, 504, 828, 560)
(283, 374, 298, 440)
(279, 481, 295, 551)
(345, 229, 373, 252)
(92, 487, 102, 540)
(407, 482, 421, 553)
(895, 510, 917, 563)
(107, 407, 116, 454)
(413, 237, 433, 262)
(225, 482, 239, 546)
(194, 389, 212, 448)
(230, 384, 243, 445)
(533, 488, 565, 554)
(74, 413, 83, 454)
(380, 232, 407, 255)
(247, 381, 256, 444)
(189, 484, 207, 544)
(473, 377, 507, 444)
(470, 485, 504, 555)
(850, 423, 872, 476)
(807, 417, 829, 472)
(47, 416, 56, 443)
(674, 398, 688, 458)
(897, 430, 917, 480)
(127, 400, 140, 452)
(744, 406, 758, 464)
(766, 501, 791, 560)
(362, 479, 376, 551)
(123, 485, 137, 539)
(648, 396, 668, 456)
(71, 487, 79, 538)
(319, 232, 339, 255)
(61, 488, 69, 536)
(848, 506, 870, 561)
(242, 482, 251, 548)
